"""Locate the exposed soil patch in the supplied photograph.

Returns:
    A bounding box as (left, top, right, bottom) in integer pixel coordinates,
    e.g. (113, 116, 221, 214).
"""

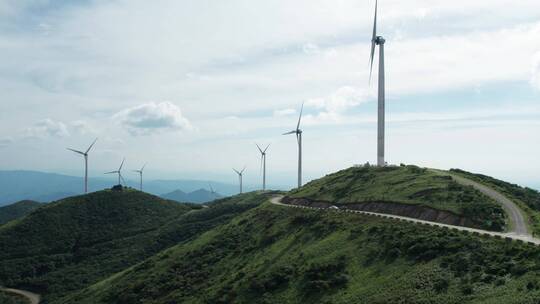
(282, 196, 479, 229)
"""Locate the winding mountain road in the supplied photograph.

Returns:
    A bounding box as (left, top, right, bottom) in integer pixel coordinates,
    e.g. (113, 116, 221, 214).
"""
(0, 287, 40, 304)
(448, 173, 528, 236)
(270, 194, 539, 245)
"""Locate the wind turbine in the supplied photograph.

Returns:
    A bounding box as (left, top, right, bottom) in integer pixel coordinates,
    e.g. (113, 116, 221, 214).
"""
(233, 167, 246, 194)
(283, 102, 304, 188)
(256, 144, 270, 191)
(369, 0, 387, 167)
(67, 138, 98, 193)
(208, 182, 216, 195)
(105, 158, 125, 186)
(133, 163, 146, 191)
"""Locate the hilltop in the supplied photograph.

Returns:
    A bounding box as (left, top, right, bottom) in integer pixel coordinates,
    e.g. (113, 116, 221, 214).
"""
(286, 165, 509, 231)
(0, 189, 264, 302)
(62, 201, 540, 304)
(0, 200, 42, 225)
(3, 166, 540, 304)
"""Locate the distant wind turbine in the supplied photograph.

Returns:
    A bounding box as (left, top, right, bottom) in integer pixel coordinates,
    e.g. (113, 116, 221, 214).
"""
(133, 163, 146, 191)
(105, 158, 126, 186)
(233, 167, 246, 194)
(67, 138, 98, 193)
(208, 182, 216, 195)
(369, 0, 387, 167)
(283, 102, 304, 188)
(256, 143, 270, 191)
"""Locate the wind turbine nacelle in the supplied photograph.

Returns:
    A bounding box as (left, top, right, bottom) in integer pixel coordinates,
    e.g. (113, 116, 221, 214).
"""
(375, 36, 386, 45)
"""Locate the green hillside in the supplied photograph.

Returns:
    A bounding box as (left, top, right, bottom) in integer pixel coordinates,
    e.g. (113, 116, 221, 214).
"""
(287, 165, 506, 231)
(61, 202, 540, 304)
(450, 169, 540, 235)
(0, 200, 42, 225)
(0, 189, 263, 302)
(0, 291, 28, 304)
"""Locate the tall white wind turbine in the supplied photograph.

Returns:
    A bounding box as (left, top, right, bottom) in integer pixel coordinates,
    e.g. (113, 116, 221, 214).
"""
(133, 163, 146, 191)
(67, 138, 98, 193)
(369, 0, 387, 167)
(283, 103, 304, 188)
(105, 158, 125, 186)
(256, 144, 270, 191)
(233, 167, 246, 194)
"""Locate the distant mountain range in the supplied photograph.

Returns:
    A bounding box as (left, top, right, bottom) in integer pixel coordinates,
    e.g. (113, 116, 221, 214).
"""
(161, 188, 223, 203)
(0, 170, 243, 206)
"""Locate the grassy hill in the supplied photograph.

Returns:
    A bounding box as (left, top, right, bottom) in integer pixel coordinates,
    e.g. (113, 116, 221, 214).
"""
(0, 291, 28, 304)
(0, 189, 264, 302)
(450, 169, 540, 235)
(60, 201, 540, 304)
(0, 200, 42, 225)
(287, 165, 506, 231)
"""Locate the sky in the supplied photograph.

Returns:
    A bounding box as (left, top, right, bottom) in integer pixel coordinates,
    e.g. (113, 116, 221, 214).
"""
(0, 0, 539, 189)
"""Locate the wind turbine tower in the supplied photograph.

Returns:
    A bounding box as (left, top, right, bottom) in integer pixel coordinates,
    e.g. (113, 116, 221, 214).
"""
(67, 138, 98, 193)
(283, 103, 304, 188)
(233, 167, 246, 194)
(105, 158, 126, 186)
(133, 163, 146, 191)
(369, 0, 387, 167)
(256, 144, 270, 190)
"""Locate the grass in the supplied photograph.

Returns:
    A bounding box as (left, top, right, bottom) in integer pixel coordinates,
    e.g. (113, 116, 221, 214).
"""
(0, 200, 42, 225)
(288, 165, 506, 231)
(60, 201, 540, 304)
(0, 290, 28, 304)
(449, 169, 540, 236)
(0, 189, 263, 302)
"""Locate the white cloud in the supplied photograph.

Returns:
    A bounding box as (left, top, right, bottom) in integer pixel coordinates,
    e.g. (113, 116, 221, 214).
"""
(305, 86, 371, 123)
(25, 119, 70, 138)
(114, 101, 192, 136)
(532, 51, 540, 90)
(273, 108, 296, 117)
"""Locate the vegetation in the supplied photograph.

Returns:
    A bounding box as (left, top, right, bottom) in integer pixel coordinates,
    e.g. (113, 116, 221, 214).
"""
(60, 203, 540, 304)
(288, 165, 506, 231)
(450, 169, 540, 235)
(0, 291, 29, 304)
(0, 189, 264, 302)
(0, 200, 42, 225)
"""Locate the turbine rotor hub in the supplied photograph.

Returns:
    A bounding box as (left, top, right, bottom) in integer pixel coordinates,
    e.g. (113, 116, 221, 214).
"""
(374, 36, 385, 45)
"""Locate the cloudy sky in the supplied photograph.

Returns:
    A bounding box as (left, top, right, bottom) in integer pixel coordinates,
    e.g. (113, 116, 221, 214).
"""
(1, 0, 539, 189)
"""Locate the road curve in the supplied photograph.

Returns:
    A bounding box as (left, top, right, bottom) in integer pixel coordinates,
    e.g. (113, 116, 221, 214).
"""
(448, 174, 529, 236)
(0, 287, 40, 304)
(269, 196, 540, 245)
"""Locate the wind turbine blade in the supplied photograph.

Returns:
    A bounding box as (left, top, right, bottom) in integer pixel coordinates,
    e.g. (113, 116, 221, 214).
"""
(104, 171, 117, 174)
(233, 168, 240, 175)
(263, 144, 270, 153)
(141, 163, 147, 172)
(369, 0, 378, 83)
(85, 138, 98, 154)
(296, 102, 304, 130)
(119, 158, 125, 171)
(256, 143, 263, 154)
(67, 148, 85, 155)
(241, 166, 246, 174)
(283, 130, 296, 135)
(120, 174, 126, 185)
